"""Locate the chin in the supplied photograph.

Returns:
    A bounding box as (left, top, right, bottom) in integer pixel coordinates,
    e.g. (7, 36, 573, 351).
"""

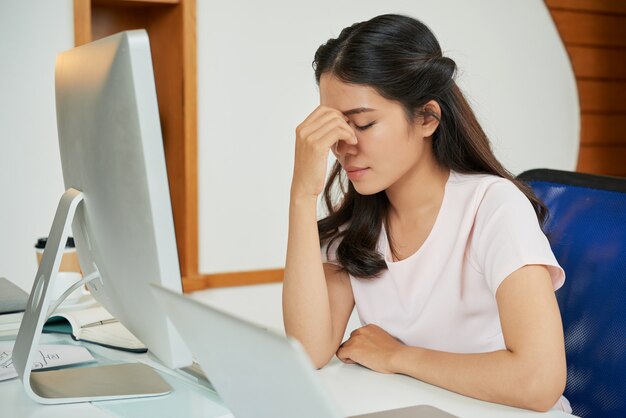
(351, 182, 385, 196)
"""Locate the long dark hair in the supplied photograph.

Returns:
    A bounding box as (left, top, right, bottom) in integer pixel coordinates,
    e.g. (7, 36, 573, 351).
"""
(315, 14, 547, 279)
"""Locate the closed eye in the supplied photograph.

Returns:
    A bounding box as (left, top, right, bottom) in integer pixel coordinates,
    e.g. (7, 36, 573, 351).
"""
(354, 121, 376, 131)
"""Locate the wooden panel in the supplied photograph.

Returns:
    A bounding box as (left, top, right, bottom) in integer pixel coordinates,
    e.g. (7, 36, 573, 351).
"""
(73, 0, 92, 46)
(578, 80, 626, 112)
(567, 46, 626, 80)
(546, 0, 626, 15)
(82, 0, 199, 287)
(550, 11, 626, 48)
(181, 0, 199, 283)
(183, 269, 284, 292)
(93, 0, 178, 5)
(145, 1, 199, 284)
(546, 3, 626, 179)
(581, 114, 626, 145)
(91, 5, 150, 37)
(120, 0, 179, 3)
(91, 0, 176, 41)
(577, 145, 626, 176)
(141, 7, 188, 277)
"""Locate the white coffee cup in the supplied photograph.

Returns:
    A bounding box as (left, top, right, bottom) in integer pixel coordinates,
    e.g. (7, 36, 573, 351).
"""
(51, 272, 85, 304)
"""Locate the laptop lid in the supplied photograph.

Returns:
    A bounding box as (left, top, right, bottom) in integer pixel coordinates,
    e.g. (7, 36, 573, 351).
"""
(150, 283, 345, 418)
(351, 405, 457, 418)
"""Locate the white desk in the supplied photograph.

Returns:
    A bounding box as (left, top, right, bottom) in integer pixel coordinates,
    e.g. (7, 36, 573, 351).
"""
(0, 283, 576, 418)
(191, 283, 576, 418)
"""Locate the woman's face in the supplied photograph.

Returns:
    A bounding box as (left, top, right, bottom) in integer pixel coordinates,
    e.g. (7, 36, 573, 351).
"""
(319, 74, 435, 196)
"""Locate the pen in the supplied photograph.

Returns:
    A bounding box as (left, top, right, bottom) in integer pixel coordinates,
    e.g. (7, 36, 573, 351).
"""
(83, 319, 117, 328)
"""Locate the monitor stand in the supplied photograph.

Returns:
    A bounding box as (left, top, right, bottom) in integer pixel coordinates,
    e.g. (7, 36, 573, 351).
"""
(12, 188, 171, 404)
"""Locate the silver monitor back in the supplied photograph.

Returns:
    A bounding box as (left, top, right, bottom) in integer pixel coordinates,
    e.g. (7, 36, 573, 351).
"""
(55, 29, 192, 369)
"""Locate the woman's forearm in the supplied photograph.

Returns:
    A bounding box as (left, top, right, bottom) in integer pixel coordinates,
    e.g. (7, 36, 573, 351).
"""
(283, 195, 334, 366)
(389, 346, 565, 412)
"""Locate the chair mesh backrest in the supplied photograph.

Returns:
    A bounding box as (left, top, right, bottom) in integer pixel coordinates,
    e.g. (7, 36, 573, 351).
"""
(518, 169, 626, 418)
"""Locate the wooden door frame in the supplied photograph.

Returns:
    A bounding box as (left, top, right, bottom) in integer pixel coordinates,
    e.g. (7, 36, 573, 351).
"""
(73, 0, 284, 291)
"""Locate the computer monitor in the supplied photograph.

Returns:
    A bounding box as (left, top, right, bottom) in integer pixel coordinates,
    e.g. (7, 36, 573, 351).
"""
(13, 29, 192, 404)
(54, 28, 192, 370)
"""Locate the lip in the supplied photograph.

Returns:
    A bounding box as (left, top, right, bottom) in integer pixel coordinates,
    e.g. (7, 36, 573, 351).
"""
(344, 166, 369, 181)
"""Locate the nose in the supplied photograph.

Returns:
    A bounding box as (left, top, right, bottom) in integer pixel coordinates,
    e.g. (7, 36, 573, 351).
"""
(334, 138, 358, 157)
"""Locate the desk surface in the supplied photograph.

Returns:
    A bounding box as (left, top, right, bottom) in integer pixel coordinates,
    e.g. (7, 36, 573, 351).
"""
(0, 283, 576, 418)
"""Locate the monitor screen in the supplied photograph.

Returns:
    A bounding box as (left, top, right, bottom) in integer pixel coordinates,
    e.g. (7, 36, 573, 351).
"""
(54, 29, 192, 369)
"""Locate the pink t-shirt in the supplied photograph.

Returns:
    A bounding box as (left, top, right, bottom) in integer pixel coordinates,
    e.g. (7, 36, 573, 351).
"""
(322, 170, 571, 412)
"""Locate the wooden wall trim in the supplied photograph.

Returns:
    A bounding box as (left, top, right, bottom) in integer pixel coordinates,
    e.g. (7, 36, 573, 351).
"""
(547, 0, 626, 178)
(581, 114, 626, 145)
(578, 81, 626, 113)
(73, 0, 92, 46)
(550, 11, 626, 48)
(73, 0, 204, 291)
(577, 146, 626, 175)
(568, 46, 626, 80)
(183, 269, 284, 292)
(180, 0, 199, 284)
(117, 0, 180, 3)
(546, 0, 626, 15)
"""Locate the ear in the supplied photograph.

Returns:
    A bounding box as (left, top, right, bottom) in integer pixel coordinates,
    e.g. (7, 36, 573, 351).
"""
(419, 100, 441, 138)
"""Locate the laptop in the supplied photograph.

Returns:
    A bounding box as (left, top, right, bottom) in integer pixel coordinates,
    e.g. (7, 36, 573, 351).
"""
(150, 283, 457, 418)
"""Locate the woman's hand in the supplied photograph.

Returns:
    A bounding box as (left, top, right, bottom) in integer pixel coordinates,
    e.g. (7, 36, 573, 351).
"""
(336, 324, 405, 373)
(291, 106, 357, 200)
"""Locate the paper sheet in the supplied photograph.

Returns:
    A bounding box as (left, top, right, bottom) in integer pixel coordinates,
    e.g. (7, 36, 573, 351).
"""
(0, 343, 95, 381)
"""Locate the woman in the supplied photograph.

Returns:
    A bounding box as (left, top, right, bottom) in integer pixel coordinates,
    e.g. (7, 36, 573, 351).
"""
(283, 14, 571, 412)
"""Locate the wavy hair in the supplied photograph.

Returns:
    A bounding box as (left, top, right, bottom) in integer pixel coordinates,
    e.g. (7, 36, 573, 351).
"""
(315, 14, 547, 279)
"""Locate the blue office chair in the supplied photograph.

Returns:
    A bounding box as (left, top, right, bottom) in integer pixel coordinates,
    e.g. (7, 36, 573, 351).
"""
(518, 169, 626, 418)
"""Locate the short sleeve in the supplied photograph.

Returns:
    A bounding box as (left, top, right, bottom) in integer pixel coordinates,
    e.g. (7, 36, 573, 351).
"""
(320, 235, 342, 265)
(469, 180, 565, 295)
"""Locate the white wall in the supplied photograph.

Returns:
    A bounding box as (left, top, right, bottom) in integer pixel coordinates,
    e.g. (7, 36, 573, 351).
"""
(0, 1, 73, 291)
(196, 0, 579, 274)
(0, 1, 578, 289)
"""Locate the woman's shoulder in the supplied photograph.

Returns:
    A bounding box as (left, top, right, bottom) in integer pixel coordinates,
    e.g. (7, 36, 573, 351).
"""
(449, 170, 511, 187)
(448, 171, 537, 235)
(448, 170, 524, 205)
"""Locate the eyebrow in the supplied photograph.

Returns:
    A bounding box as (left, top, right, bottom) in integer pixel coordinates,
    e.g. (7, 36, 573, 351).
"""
(342, 107, 375, 116)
